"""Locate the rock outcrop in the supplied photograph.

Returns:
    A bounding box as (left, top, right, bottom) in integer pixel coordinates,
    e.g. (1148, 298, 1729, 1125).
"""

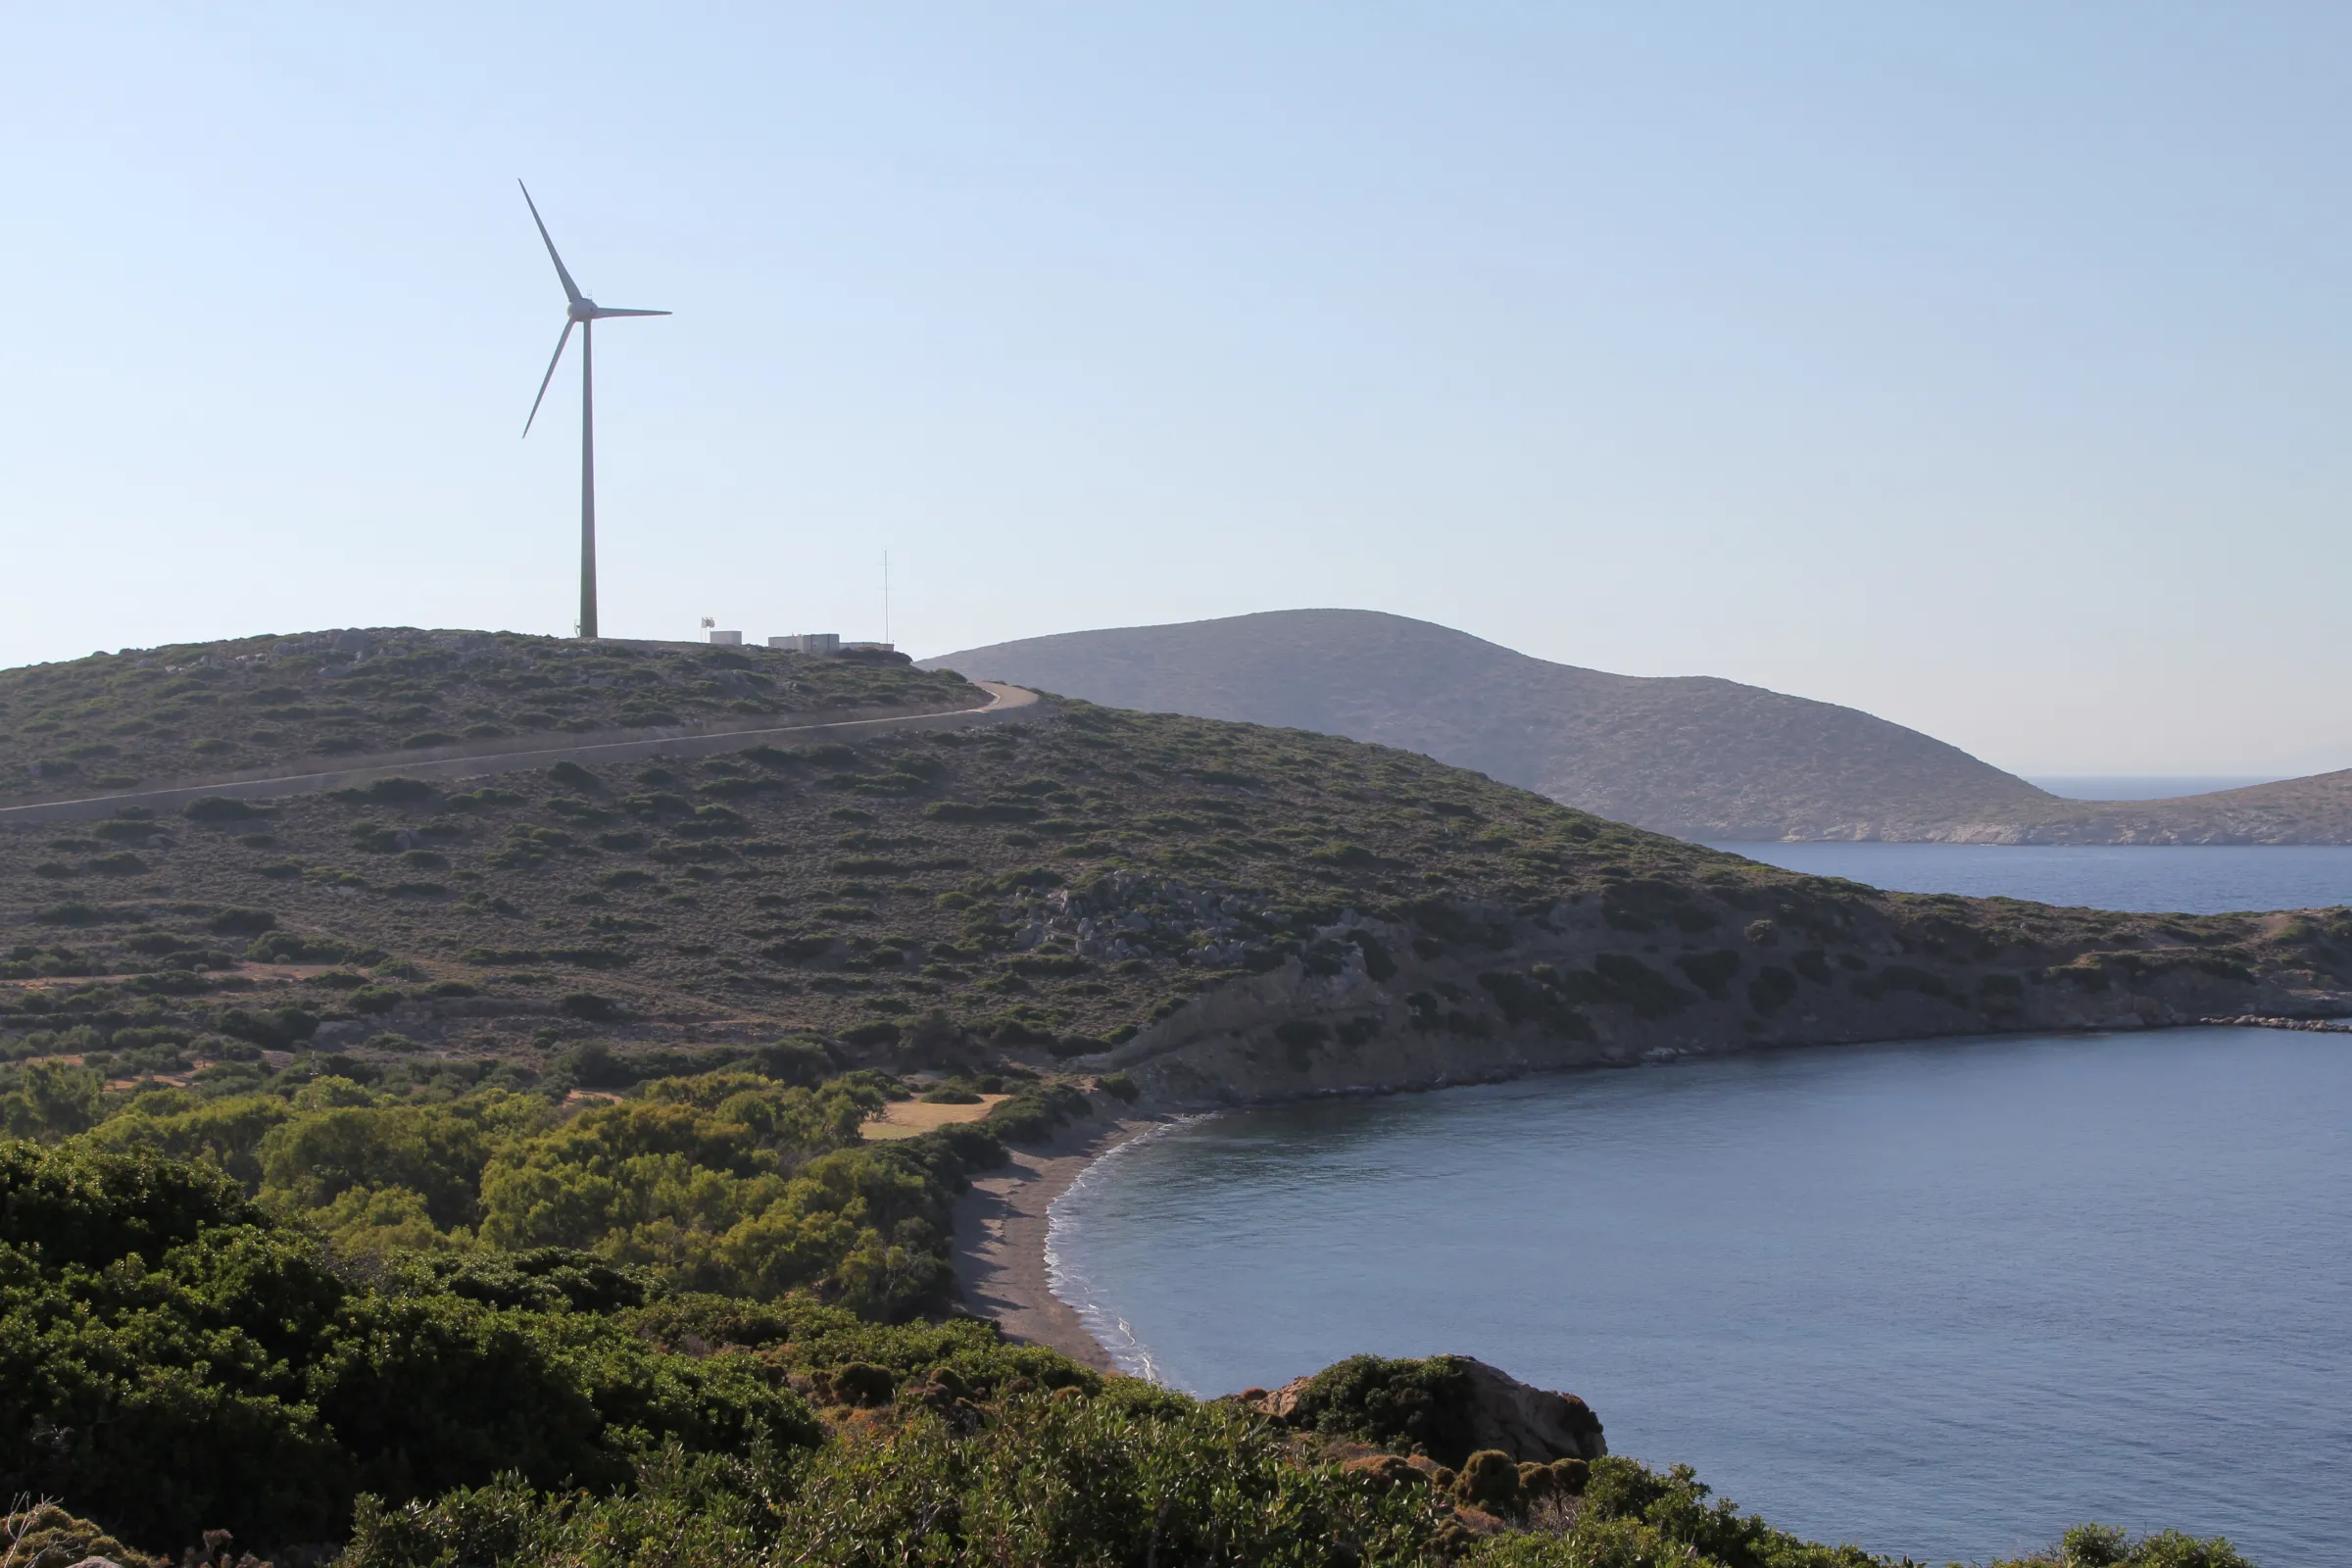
(1232, 1352, 1604, 1466)
(1067, 889, 2352, 1113)
(1450, 1357, 1609, 1464)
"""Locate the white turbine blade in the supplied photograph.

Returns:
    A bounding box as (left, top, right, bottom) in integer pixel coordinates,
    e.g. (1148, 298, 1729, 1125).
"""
(517, 179, 585, 306)
(522, 318, 574, 437)
(589, 307, 671, 318)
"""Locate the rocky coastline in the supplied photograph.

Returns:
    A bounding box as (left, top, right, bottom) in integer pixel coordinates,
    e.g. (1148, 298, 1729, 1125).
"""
(1057, 897, 2352, 1114)
(962, 990, 2350, 1369)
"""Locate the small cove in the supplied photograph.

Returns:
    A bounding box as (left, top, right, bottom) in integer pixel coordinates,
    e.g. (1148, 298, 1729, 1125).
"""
(1049, 1027, 2352, 1565)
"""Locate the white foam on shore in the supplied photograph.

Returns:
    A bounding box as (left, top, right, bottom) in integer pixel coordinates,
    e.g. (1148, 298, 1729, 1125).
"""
(1043, 1115, 1214, 1386)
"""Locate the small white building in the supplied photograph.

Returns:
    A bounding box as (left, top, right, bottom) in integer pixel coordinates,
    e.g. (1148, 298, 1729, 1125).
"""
(767, 633, 840, 654)
(707, 629, 743, 646)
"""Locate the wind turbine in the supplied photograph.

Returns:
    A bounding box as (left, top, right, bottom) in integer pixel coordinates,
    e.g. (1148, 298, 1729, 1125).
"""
(519, 180, 669, 641)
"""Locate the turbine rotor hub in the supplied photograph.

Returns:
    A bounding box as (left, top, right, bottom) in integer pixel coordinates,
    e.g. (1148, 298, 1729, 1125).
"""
(568, 298, 598, 321)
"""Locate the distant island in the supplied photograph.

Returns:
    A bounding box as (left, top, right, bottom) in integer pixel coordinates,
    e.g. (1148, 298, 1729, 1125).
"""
(926, 609, 2352, 844)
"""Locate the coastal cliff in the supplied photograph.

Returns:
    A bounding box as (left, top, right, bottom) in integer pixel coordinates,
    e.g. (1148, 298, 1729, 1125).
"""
(1046, 876, 2351, 1110)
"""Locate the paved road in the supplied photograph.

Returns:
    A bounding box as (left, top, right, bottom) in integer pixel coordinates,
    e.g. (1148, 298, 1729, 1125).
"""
(0, 681, 1044, 827)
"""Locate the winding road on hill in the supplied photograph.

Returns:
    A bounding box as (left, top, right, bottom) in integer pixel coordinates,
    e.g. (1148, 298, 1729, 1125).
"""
(0, 680, 1045, 827)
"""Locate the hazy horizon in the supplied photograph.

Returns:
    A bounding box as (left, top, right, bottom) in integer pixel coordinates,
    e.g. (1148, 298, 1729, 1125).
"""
(4, 6, 2347, 776)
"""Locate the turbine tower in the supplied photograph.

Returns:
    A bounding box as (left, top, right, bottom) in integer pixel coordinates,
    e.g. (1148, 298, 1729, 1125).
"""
(519, 180, 669, 641)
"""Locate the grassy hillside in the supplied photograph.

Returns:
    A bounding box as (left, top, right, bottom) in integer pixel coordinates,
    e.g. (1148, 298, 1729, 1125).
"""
(0, 671, 2298, 1565)
(0, 627, 977, 806)
(922, 609, 2062, 840)
(6, 698, 2340, 1099)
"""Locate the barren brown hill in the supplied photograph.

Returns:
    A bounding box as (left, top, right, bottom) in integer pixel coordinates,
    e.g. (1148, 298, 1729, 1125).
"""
(924, 610, 2060, 841)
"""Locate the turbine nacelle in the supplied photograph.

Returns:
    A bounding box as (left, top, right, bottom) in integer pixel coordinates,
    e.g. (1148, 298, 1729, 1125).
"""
(576, 299, 667, 322)
(518, 181, 670, 438)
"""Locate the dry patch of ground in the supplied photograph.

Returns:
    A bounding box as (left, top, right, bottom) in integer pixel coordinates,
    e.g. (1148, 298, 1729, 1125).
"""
(861, 1093, 1009, 1140)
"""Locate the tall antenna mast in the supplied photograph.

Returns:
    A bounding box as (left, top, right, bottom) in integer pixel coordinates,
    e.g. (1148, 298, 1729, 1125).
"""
(883, 551, 892, 647)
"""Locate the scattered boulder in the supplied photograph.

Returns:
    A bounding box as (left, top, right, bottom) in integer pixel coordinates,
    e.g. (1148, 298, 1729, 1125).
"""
(1455, 1355, 1606, 1464)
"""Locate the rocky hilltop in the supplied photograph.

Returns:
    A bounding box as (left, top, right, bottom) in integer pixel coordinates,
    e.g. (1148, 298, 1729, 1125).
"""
(0, 627, 976, 809)
(922, 609, 2061, 841)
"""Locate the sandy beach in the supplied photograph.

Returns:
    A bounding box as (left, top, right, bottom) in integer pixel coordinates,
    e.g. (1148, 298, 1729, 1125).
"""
(951, 1117, 1157, 1373)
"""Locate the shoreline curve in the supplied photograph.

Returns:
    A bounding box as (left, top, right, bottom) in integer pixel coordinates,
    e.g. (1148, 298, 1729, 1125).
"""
(951, 1116, 1157, 1372)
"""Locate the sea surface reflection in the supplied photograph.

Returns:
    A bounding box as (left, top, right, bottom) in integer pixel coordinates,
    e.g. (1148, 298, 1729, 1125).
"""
(1049, 1028, 2352, 1565)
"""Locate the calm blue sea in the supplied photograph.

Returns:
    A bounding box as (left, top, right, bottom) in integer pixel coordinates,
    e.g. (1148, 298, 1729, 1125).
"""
(1050, 1027, 2352, 1565)
(1703, 842, 2352, 914)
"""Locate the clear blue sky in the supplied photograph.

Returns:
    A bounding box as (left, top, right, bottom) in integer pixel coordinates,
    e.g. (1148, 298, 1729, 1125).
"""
(3, 5, 2346, 774)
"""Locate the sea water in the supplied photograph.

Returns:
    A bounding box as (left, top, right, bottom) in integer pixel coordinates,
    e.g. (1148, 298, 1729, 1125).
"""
(1702, 842, 2352, 915)
(1048, 1027, 2352, 1565)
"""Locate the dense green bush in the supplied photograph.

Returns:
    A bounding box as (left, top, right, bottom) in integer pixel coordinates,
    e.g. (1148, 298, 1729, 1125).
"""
(0, 1060, 103, 1139)
(1274, 1353, 1485, 1466)
(0, 1074, 2282, 1567)
(342, 1396, 1442, 1568)
(0, 1142, 817, 1549)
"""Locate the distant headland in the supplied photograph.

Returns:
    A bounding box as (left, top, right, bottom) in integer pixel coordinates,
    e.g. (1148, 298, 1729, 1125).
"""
(926, 609, 2352, 845)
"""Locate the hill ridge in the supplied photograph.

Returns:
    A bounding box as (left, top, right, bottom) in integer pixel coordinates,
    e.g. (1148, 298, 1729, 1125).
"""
(925, 610, 2352, 844)
(0, 683, 1036, 828)
(0, 625, 980, 811)
(922, 609, 2059, 840)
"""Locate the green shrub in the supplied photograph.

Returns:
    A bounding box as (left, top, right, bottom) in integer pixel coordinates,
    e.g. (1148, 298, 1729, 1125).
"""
(247, 929, 357, 963)
(348, 985, 404, 1015)
(983, 1083, 1088, 1144)
(1455, 1448, 1521, 1510)
(1267, 1352, 1485, 1465)
(0, 1060, 104, 1140)
(217, 1005, 318, 1050)
(1674, 950, 1742, 1001)
(1748, 964, 1800, 1015)
(560, 992, 617, 1021)
(0, 1502, 167, 1568)
(1474, 971, 1592, 1036)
